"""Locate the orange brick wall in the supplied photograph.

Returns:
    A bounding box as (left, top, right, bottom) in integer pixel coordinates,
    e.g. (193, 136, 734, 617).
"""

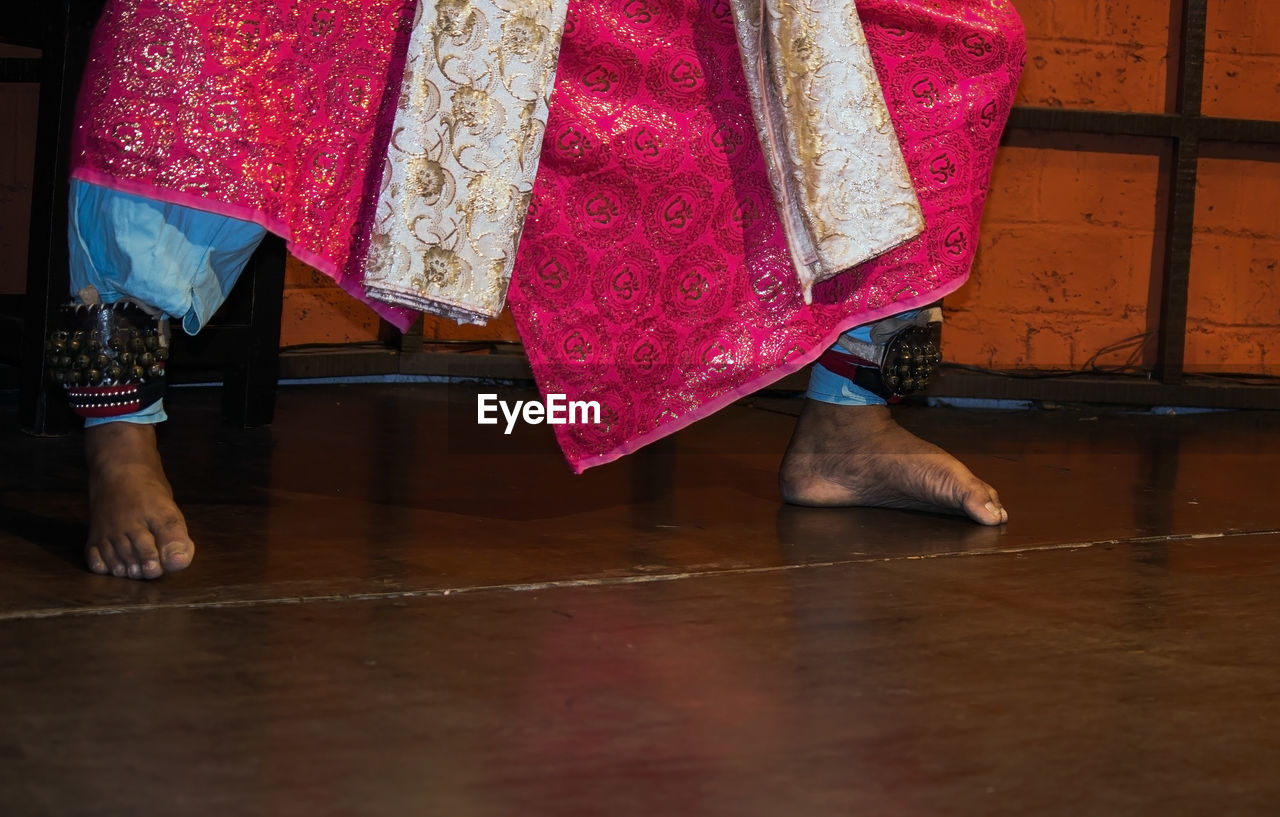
(947, 0, 1279, 377)
(1204, 0, 1280, 121)
(1186, 157, 1280, 374)
(944, 0, 1173, 372)
(1012, 0, 1169, 112)
(944, 141, 1161, 371)
(279, 257, 384, 347)
(279, 0, 1278, 376)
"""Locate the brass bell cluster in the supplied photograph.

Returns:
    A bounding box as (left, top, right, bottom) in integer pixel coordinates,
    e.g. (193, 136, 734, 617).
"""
(46, 305, 168, 388)
(882, 324, 943, 396)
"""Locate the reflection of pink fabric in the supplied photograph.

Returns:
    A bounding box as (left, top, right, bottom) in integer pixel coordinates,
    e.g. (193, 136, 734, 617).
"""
(71, 0, 416, 328)
(510, 0, 1025, 471)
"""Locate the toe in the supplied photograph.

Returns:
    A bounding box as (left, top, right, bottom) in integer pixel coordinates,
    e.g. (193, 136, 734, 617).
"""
(112, 536, 145, 579)
(86, 544, 109, 575)
(98, 540, 127, 577)
(970, 488, 1007, 527)
(120, 527, 167, 578)
(987, 487, 1008, 524)
(982, 501, 1004, 525)
(967, 500, 1002, 526)
(953, 477, 1003, 526)
(160, 540, 195, 573)
(157, 523, 195, 572)
(155, 512, 195, 573)
(128, 534, 164, 580)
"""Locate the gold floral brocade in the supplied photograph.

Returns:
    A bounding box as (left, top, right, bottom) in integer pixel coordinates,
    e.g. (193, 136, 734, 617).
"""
(729, 0, 924, 301)
(361, 0, 568, 324)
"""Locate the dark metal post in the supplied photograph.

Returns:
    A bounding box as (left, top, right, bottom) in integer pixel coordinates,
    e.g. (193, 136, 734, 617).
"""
(1154, 0, 1208, 385)
(18, 0, 94, 434)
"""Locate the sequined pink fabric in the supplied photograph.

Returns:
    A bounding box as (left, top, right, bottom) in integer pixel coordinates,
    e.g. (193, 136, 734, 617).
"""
(508, 0, 1026, 471)
(70, 0, 416, 327)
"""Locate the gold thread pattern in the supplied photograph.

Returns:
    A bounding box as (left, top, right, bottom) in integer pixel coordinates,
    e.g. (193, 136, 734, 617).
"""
(728, 0, 924, 302)
(362, 0, 568, 324)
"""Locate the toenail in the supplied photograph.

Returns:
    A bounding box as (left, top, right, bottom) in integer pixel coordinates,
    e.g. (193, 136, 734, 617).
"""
(128, 564, 141, 578)
(985, 501, 1001, 518)
(161, 542, 186, 559)
(112, 565, 126, 577)
(144, 560, 160, 573)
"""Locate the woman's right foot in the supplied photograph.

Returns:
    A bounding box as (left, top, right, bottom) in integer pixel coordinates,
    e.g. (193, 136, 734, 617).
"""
(84, 422, 195, 579)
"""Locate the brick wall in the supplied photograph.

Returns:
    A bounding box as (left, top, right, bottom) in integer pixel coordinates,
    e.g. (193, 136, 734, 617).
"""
(1011, 0, 1169, 112)
(946, 0, 1280, 376)
(942, 0, 1172, 371)
(279, 257, 384, 347)
(944, 140, 1162, 371)
(1187, 156, 1280, 374)
(1204, 1, 1280, 121)
(1189, 0, 1280, 374)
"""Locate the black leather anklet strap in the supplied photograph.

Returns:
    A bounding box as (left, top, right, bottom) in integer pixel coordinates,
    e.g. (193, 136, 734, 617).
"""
(46, 302, 169, 419)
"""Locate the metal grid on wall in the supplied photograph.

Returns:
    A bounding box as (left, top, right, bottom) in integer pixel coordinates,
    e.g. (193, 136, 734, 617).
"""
(932, 0, 1280, 409)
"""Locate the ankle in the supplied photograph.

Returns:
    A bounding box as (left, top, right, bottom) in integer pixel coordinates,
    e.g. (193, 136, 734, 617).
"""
(801, 400, 894, 435)
(84, 422, 159, 468)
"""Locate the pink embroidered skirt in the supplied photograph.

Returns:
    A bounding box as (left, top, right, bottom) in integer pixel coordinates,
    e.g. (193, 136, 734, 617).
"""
(72, 0, 1025, 472)
(508, 0, 1025, 470)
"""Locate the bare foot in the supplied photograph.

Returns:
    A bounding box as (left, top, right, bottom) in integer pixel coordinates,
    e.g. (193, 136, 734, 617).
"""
(84, 422, 194, 579)
(779, 400, 1008, 526)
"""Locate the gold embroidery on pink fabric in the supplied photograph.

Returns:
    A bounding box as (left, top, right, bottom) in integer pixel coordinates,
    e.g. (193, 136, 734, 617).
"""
(507, 0, 1026, 471)
(73, 0, 418, 328)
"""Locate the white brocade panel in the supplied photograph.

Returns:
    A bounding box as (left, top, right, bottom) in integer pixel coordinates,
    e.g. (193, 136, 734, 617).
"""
(731, 0, 924, 301)
(362, 0, 567, 324)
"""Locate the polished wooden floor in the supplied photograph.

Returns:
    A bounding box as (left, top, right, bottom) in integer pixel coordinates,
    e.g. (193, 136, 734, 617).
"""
(3, 383, 1280, 816)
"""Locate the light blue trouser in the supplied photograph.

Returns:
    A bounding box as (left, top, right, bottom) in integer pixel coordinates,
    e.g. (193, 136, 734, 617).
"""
(805, 315, 926, 407)
(69, 179, 898, 423)
(68, 180, 267, 426)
